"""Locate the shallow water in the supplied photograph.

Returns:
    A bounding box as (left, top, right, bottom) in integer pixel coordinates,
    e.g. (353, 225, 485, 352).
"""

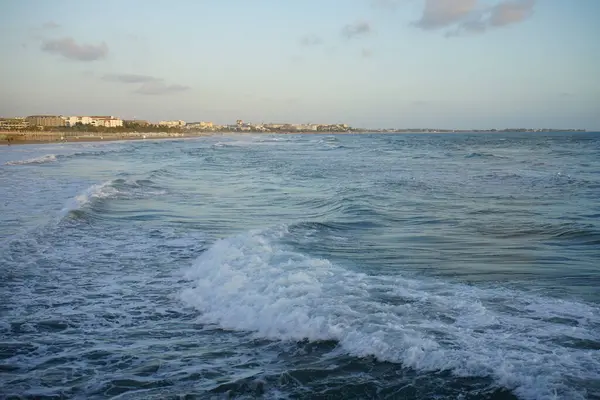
(1, 133, 599, 399)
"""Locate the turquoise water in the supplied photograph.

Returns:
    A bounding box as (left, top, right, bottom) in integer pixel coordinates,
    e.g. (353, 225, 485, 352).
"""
(1, 133, 599, 399)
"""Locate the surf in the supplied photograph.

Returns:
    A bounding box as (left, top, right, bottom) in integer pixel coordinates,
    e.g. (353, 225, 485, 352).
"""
(4, 154, 58, 165)
(181, 226, 600, 400)
(59, 178, 167, 220)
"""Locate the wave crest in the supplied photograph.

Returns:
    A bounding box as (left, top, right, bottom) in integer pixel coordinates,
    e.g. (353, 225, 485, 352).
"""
(465, 152, 506, 159)
(59, 178, 166, 218)
(181, 227, 600, 400)
(60, 181, 117, 217)
(5, 154, 58, 165)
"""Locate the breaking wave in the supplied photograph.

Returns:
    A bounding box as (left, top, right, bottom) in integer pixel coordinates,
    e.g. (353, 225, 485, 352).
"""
(4, 146, 134, 167)
(59, 178, 166, 219)
(66, 148, 130, 159)
(181, 227, 600, 400)
(465, 152, 507, 159)
(59, 181, 117, 217)
(212, 138, 295, 149)
(5, 154, 58, 165)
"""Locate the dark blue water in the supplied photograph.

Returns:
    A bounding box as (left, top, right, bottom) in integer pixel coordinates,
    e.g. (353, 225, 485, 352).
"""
(1, 133, 599, 399)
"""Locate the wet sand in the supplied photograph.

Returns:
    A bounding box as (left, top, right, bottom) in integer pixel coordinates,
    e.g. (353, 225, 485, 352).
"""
(0, 132, 214, 146)
(0, 131, 360, 146)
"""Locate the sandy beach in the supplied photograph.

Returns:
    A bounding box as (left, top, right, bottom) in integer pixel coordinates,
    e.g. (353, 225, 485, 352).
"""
(0, 131, 215, 146)
(0, 130, 365, 145)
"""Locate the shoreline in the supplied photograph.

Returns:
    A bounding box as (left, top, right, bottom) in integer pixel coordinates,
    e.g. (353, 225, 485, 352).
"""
(0, 130, 593, 146)
(0, 132, 214, 146)
(0, 131, 373, 146)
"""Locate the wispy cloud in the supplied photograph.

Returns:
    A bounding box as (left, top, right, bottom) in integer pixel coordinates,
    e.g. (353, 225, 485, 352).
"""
(41, 37, 108, 61)
(361, 48, 374, 58)
(101, 73, 189, 95)
(102, 73, 160, 83)
(28, 21, 61, 41)
(42, 21, 61, 30)
(489, 0, 535, 27)
(415, 0, 535, 36)
(415, 0, 478, 30)
(445, 19, 488, 37)
(300, 34, 323, 46)
(342, 21, 372, 39)
(134, 81, 190, 95)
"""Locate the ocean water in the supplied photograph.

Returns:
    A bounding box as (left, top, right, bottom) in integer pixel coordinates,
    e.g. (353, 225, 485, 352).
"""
(1, 133, 599, 400)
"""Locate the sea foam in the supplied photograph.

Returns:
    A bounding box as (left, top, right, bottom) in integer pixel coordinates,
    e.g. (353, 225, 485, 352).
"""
(181, 226, 600, 400)
(59, 181, 117, 217)
(5, 154, 58, 165)
(59, 178, 166, 218)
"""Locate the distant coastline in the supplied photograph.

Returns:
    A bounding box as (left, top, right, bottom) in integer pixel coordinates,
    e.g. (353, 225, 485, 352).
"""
(0, 115, 588, 145)
(0, 129, 591, 146)
(0, 131, 208, 146)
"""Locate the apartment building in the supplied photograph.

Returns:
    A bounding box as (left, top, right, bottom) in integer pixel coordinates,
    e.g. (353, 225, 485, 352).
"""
(0, 118, 29, 130)
(186, 121, 213, 129)
(25, 115, 66, 127)
(89, 116, 123, 128)
(158, 120, 186, 128)
(64, 116, 94, 127)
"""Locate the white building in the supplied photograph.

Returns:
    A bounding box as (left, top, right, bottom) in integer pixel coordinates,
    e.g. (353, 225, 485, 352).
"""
(65, 116, 123, 128)
(90, 116, 123, 128)
(64, 116, 94, 127)
(158, 120, 186, 128)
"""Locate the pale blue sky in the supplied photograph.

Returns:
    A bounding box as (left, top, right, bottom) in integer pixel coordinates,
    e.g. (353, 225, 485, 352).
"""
(1, 0, 599, 129)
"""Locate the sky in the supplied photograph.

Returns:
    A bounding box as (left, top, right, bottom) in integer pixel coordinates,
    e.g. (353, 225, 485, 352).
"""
(1, 0, 599, 129)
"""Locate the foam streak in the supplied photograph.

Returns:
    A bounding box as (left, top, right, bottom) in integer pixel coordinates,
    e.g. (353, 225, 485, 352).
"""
(181, 227, 600, 400)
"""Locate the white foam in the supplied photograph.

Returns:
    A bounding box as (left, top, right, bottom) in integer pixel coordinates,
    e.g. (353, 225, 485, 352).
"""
(59, 181, 117, 216)
(211, 136, 296, 149)
(181, 227, 600, 400)
(5, 154, 58, 165)
(58, 179, 166, 218)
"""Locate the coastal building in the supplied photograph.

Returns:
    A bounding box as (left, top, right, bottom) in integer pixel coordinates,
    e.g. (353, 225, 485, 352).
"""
(290, 124, 319, 131)
(90, 116, 123, 128)
(186, 121, 213, 129)
(25, 115, 66, 127)
(63, 116, 123, 128)
(264, 124, 284, 130)
(158, 120, 186, 128)
(64, 116, 94, 127)
(0, 117, 29, 130)
(124, 119, 149, 126)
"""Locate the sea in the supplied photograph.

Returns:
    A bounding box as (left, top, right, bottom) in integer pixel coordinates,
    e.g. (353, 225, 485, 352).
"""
(1, 132, 599, 400)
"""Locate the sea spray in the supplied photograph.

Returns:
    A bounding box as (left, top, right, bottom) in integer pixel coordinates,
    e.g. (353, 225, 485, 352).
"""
(57, 178, 170, 221)
(182, 226, 600, 400)
(59, 181, 117, 218)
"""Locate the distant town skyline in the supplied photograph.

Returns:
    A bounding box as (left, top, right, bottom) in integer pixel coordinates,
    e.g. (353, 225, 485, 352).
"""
(1, 0, 599, 130)
(0, 114, 587, 134)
